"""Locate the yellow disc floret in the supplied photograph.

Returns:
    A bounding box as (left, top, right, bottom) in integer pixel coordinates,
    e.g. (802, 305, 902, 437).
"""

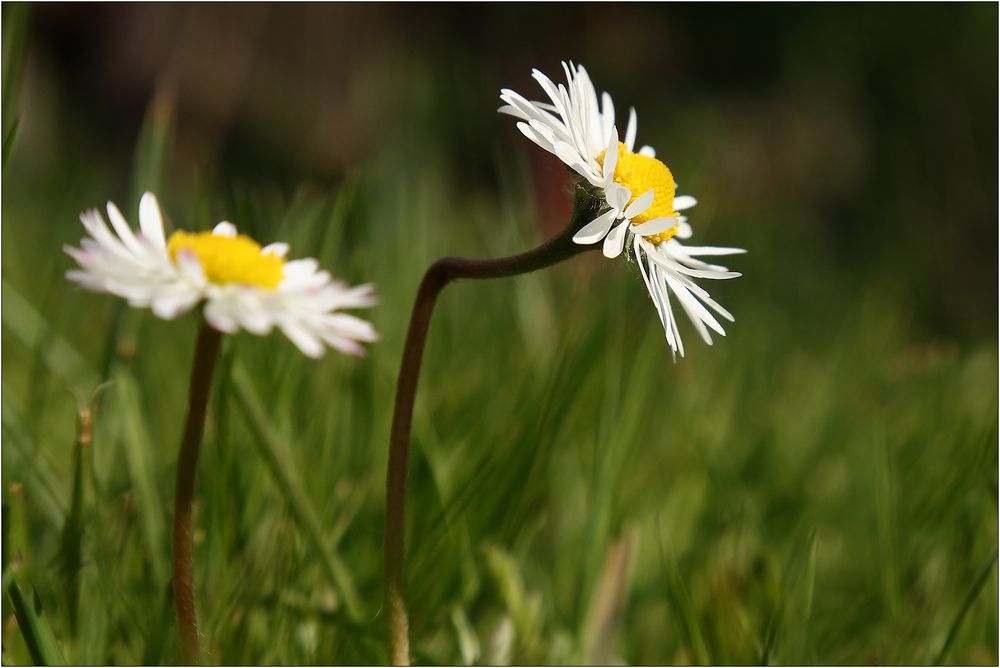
(167, 230, 284, 289)
(601, 142, 681, 245)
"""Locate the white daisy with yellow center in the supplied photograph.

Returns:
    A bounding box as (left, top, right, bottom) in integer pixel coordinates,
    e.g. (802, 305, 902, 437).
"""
(500, 62, 744, 356)
(65, 192, 378, 358)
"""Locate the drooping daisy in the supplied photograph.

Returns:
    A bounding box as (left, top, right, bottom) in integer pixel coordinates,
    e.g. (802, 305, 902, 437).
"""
(65, 192, 378, 358)
(500, 62, 744, 356)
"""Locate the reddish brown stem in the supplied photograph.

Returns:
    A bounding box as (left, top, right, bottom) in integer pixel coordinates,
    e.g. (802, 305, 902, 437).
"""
(384, 191, 596, 665)
(173, 323, 222, 665)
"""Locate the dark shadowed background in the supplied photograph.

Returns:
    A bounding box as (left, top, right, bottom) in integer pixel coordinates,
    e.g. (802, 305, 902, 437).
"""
(3, 3, 997, 665)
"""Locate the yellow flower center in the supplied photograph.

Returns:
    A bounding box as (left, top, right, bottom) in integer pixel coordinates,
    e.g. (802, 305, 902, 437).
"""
(167, 230, 284, 289)
(601, 142, 681, 245)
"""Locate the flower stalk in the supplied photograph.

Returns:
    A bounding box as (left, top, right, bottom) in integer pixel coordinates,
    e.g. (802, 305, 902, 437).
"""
(384, 187, 598, 665)
(173, 323, 223, 665)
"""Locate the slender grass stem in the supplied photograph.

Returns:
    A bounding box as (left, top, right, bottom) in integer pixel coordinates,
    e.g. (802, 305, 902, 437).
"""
(173, 323, 223, 665)
(384, 188, 597, 665)
(933, 551, 998, 664)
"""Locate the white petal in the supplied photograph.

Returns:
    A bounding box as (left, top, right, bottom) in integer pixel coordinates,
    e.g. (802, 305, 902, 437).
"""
(138, 192, 167, 251)
(320, 334, 366, 357)
(661, 265, 736, 324)
(602, 221, 629, 258)
(670, 265, 742, 280)
(638, 145, 656, 158)
(321, 282, 379, 309)
(553, 140, 583, 169)
(573, 209, 618, 245)
(606, 183, 630, 212)
(660, 285, 684, 356)
(675, 221, 693, 239)
(624, 107, 637, 152)
(666, 251, 732, 273)
(600, 92, 615, 147)
(527, 117, 558, 145)
(151, 289, 201, 320)
(516, 121, 547, 150)
(262, 242, 289, 258)
(326, 313, 379, 342)
(203, 299, 240, 334)
(279, 320, 325, 359)
(235, 301, 273, 335)
(175, 248, 206, 283)
(649, 260, 684, 356)
(65, 269, 106, 292)
(677, 244, 747, 256)
(665, 273, 727, 339)
(602, 127, 619, 183)
(503, 92, 565, 132)
(106, 201, 147, 258)
(635, 237, 666, 330)
(672, 195, 698, 211)
(282, 258, 320, 279)
(213, 222, 237, 237)
(631, 216, 677, 237)
(63, 244, 92, 265)
(624, 189, 655, 219)
(531, 69, 561, 106)
(692, 286, 735, 322)
(654, 245, 741, 278)
(105, 201, 131, 238)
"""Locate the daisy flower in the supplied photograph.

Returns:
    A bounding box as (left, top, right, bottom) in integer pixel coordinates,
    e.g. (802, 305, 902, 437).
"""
(65, 192, 378, 358)
(500, 62, 744, 356)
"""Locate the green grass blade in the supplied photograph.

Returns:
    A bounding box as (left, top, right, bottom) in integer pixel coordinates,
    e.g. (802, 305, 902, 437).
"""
(874, 433, 898, 618)
(933, 552, 997, 664)
(4, 115, 20, 168)
(2, 388, 68, 526)
(450, 606, 480, 664)
(98, 86, 176, 380)
(4, 482, 30, 579)
(1, 282, 100, 391)
(658, 525, 711, 666)
(797, 532, 820, 662)
(111, 368, 169, 586)
(482, 544, 543, 659)
(760, 529, 819, 664)
(581, 527, 637, 664)
(6, 579, 66, 665)
(2, 3, 29, 125)
(229, 362, 364, 622)
(57, 404, 91, 632)
(140, 582, 175, 665)
(130, 83, 174, 204)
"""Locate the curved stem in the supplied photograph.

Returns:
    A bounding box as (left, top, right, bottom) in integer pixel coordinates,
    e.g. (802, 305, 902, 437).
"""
(173, 324, 223, 665)
(384, 191, 597, 665)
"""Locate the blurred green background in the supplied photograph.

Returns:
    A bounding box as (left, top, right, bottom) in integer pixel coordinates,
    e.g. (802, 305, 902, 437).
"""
(2, 3, 997, 665)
